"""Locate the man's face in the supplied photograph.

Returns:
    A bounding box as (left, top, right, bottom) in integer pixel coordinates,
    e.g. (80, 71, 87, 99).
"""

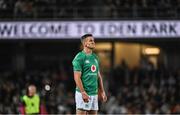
(84, 36, 95, 49)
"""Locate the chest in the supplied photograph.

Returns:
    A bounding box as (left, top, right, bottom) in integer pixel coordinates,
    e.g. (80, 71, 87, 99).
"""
(24, 97, 39, 106)
(83, 56, 99, 72)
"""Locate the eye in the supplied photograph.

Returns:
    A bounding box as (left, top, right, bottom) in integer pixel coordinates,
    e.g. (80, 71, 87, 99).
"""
(90, 39, 94, 42)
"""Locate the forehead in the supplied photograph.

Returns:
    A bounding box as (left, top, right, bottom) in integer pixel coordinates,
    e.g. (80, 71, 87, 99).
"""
(85, 36, 94, 41)
(29, 86, 36, 90)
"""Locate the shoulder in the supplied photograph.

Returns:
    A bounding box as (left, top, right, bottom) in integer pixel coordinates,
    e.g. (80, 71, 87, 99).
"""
(34, 94, 40, 100)
(92, 53, 99, 59)
(35, 94, 40, 97)
(73, 51, 86, 61)
(22, 95, 27, 100)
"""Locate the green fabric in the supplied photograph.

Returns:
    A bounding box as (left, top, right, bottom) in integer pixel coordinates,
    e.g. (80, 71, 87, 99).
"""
(23, 94, 40, 114)
(72, 51, 99, 95)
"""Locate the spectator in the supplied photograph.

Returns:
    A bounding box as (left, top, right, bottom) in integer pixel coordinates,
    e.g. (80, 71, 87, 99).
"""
(14, 0, 35, 19)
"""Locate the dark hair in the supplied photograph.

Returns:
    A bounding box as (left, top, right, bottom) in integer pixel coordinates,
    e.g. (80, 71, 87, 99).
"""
(81, 34, 93, 42)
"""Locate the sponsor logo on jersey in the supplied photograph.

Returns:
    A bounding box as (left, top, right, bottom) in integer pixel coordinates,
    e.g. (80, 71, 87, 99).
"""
(91, 65, 96, 72)
(87, 73, 97, 75)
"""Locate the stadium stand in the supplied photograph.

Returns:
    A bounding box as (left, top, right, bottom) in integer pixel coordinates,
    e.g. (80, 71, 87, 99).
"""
(0, 0, 180, 19)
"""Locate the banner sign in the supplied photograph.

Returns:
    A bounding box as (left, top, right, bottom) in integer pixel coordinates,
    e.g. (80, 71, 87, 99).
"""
(0, 21, 179, 39)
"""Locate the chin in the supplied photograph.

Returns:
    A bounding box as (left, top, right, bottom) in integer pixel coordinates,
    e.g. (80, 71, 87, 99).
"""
(91, 46, 95, 49)
(90, 47, 95, 50)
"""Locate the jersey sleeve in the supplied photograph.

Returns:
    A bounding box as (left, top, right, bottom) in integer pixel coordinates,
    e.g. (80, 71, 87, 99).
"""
(72, 53, 83, 72)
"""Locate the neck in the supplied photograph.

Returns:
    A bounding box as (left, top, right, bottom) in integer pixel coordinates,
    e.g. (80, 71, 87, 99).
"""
(83, 47, 92, 54)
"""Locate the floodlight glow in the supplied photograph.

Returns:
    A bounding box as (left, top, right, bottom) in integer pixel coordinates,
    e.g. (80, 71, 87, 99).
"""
(144, 48, 160, 55)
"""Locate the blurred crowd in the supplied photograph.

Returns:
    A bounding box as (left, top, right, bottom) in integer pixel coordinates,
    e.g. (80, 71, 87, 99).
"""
(0, 64, 75, 114)
(102, 59, 180, 114)
(0, 58, 179, 114)
(1, 0, 180, 19)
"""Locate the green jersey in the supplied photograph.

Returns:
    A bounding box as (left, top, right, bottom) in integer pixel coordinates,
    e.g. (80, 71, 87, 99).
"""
(72, 51, 99, 95)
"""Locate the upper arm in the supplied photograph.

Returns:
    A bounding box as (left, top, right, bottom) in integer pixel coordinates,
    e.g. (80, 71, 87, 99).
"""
(21, 96, 26, 106)
(98, 71, 102, 79)
(72, 54, 83, 72)
(74, 71, 82, 79)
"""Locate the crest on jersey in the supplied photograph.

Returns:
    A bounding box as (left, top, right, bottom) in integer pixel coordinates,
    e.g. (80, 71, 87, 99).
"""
(85, 60, 90, 63)
(91, 65, 96, 72)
